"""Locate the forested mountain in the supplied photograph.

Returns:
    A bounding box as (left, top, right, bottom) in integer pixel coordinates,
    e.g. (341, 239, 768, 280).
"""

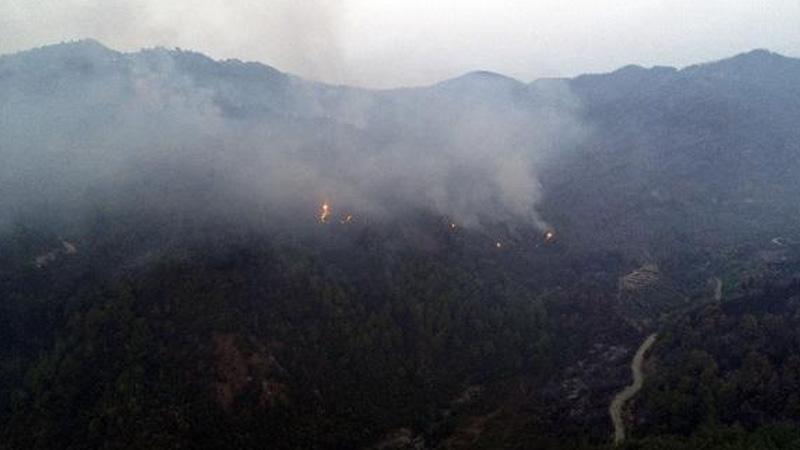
(1, 41, 800, 448)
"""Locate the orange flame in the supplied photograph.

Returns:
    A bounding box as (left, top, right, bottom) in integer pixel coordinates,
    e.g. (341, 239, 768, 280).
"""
(319, 202, 331, 223)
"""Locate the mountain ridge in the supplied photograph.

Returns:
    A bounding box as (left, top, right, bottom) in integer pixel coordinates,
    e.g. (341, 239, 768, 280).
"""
(3, 39, 798, 90)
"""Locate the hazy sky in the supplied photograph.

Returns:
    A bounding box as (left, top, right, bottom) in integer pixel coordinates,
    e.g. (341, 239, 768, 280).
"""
(1, 0, 798, 88)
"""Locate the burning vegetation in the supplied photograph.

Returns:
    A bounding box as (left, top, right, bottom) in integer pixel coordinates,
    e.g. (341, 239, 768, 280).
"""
(317, 204, 557, 253)
(319, 201, 331, 224)
(318, 201, 355, 225)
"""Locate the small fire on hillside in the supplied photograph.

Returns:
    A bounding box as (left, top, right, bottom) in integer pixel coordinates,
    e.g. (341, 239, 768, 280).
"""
(319, 201, 331, 223)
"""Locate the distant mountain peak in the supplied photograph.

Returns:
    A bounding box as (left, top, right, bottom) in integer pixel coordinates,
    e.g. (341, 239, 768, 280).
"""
(604, 64, 678, 77)
(462, 70, 518, 80)
(440, 70, 523, 86)
(0, 38, 117, 61)
(613, 64, 647, 73)
(34, 38, 115, 55)
(736, 48, 780, 59)
(432, 71, 526, 99)
(63, 38, 109, 50)
(714, 48, 790, 66)
(683, 48, 797, 77)
(0, 38, 122, 71)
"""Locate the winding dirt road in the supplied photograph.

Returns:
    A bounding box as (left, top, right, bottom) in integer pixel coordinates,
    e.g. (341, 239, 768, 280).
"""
(609, 333, 657, 445)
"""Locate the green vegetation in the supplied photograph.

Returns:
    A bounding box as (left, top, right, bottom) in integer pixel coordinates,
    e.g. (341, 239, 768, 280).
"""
(0, 219, 560, 449)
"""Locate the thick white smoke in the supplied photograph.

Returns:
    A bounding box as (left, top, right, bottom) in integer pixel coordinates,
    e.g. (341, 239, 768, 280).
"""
(0, 42, 587, 234)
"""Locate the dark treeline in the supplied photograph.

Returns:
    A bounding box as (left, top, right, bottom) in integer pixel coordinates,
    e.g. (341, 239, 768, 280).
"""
(0, 212, 564, 449)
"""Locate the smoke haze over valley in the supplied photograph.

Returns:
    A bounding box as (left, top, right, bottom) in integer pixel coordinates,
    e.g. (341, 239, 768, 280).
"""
(0, 40, 588, 239)
(3, 10, 800, 449)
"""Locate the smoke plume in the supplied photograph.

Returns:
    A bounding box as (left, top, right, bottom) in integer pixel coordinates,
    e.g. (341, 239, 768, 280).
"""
(0, 42, 586, 237)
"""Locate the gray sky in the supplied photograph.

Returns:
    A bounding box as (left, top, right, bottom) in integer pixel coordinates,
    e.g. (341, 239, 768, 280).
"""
(1, 0, 799, 88)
